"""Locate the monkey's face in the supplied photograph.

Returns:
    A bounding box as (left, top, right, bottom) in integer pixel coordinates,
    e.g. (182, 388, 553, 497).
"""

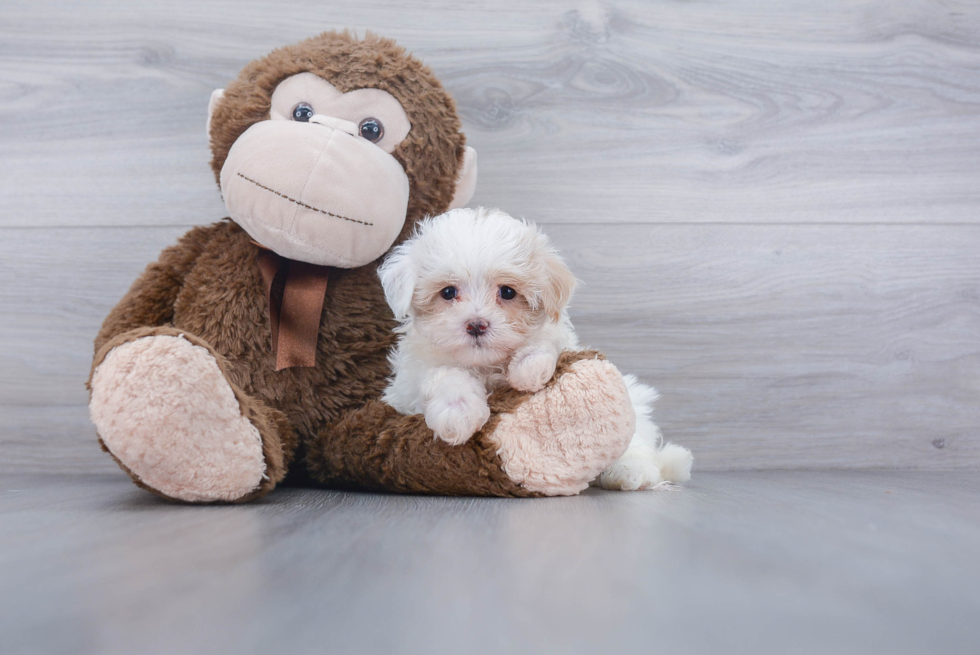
(216, 73, 415, 267)
(207, 33, 477, 269)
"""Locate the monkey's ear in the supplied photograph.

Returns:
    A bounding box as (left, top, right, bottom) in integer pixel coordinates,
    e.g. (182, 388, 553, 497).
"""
(541, 250, 577, 323)
(206, 89, 225, 137)
(448, 146, 478, 210)
(377, 243, 416, 320)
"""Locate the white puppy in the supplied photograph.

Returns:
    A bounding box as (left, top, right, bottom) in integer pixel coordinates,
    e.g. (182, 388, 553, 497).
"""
(378, 207, 693, 490)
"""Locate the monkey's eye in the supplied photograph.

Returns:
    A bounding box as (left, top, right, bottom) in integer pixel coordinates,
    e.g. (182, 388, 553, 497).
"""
(440, 286, 457, 301)
(358, 117, 385, 143)
(292, 103, 314, 122)
(499, 286, 517, 300)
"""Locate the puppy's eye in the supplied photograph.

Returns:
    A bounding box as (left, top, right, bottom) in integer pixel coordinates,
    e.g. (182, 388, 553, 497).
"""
(499, 285, 517, 300)
(292, 103, 314, 122)
(358, 117, 384, 143)
(440, 286, 457, 301)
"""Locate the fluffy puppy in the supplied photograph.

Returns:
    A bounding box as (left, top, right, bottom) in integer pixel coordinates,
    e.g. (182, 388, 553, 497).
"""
(378, 207, 693, 490)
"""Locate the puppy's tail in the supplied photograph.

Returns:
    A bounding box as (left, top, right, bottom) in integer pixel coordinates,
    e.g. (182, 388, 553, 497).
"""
(656, 443, 694, 484)
(622, 374, 693, 484)
(623, 374, 659, 422)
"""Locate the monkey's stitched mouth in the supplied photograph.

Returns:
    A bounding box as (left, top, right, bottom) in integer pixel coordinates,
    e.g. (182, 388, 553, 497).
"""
(237, 173, 374, 227)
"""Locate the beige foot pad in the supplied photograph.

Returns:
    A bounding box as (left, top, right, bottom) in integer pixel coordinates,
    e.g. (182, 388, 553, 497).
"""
(491, 358, 636, 496)
(89, 334, 266, 502)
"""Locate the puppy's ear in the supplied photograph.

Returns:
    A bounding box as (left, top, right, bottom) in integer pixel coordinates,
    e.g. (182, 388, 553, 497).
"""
(540, 250, 577, 322)
(378, 243, 415, 319)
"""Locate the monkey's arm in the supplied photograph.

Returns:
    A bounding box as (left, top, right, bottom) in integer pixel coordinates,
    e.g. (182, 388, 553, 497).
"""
(94, 223, 219, 353)
(306, 350, 636, 497)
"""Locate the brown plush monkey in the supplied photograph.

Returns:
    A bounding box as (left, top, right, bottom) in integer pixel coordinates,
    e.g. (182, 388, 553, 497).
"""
(87, 31, 636, 502)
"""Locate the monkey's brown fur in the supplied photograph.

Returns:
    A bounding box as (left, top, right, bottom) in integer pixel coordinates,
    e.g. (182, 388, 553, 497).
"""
(306, 349, 602, 496)
(89, 32, 622, 501)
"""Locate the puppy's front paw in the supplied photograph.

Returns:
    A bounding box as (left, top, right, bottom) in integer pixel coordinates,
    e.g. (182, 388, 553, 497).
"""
(424, 392, 491, 446)
(507, 348, 559, 392)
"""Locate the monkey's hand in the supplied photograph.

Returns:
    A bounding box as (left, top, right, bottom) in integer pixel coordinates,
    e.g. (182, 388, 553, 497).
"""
(507, 343, 559, 393)
(421, 366, 491, 446)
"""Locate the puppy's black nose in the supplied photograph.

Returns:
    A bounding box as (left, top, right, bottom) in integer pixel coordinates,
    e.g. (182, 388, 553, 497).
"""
(466, 320, 489, 337)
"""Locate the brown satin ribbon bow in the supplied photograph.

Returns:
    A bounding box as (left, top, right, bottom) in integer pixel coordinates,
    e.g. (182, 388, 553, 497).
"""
(253, 242, 331, 371)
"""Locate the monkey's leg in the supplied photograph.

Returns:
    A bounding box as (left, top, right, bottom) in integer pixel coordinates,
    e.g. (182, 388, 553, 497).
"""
(305, 351, 635, 497)
(89, 327, 296, 503)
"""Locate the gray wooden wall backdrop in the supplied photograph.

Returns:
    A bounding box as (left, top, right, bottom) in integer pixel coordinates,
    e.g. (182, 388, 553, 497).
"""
(2, 0, 978, 474)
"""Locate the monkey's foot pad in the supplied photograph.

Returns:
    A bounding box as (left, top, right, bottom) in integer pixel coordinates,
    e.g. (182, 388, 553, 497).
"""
(89, 334, 266, 502)
(492, 357, 636, 496)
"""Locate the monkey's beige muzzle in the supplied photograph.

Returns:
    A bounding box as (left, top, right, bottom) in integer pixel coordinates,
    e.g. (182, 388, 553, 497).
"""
(219, 119, 410, 268)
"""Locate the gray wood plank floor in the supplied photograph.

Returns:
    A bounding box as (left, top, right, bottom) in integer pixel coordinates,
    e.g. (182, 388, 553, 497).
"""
(2, 0, 980, 471)
(2, 471, 978, 655)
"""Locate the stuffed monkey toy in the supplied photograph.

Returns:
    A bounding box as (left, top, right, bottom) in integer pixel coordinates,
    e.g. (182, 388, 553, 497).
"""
(87, 31, 636, 502)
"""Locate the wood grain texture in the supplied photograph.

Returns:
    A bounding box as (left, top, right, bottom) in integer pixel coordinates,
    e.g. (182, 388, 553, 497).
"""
(1, 0, 979, 227)
(2, 224, 977, 472)
(1, 0, 978, 473)
(555, 223, 980, 469)
(2, 471, 979, 655)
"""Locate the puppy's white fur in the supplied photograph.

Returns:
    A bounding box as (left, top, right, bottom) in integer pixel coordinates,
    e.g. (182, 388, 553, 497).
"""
(378, 207, 692, 488)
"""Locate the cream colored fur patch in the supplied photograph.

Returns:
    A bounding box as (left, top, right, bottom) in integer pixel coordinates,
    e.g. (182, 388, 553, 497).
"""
(491, 358, 635, 495)
(89, 335, 266, 502)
